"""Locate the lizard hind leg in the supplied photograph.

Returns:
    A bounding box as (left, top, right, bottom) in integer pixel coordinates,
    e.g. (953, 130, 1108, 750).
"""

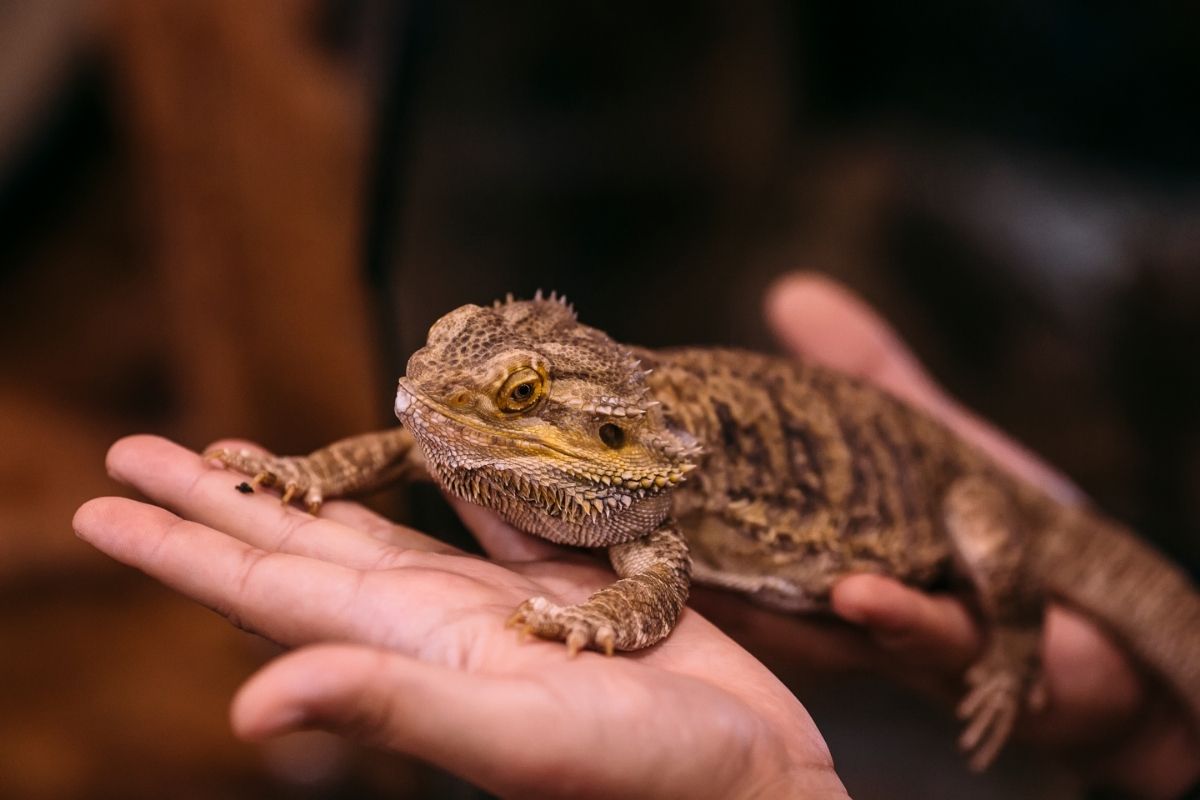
(942, 476, 1047, 771)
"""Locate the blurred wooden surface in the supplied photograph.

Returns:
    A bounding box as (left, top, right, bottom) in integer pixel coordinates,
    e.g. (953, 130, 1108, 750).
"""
(0, 1, 406, 797)
(104, 0, 384, 448)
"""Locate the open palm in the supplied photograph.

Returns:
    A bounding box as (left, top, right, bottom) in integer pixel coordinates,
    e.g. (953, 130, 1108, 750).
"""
(74, 435, 846, 800)
(73, 275, 1198, 798)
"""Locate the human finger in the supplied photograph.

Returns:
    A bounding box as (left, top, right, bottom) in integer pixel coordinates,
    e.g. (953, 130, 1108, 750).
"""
(106, 435, 453, 569)
(764, 273, 1081, 503)
(687, 589, 876, 672)
(766, 273, 938, 406)
(73, 496, 438, 649)
(1031, 606, 1144, 740)
(231, 644, 575, 798)
(831, 574, 980, 671)
(200, 438, 442, 551)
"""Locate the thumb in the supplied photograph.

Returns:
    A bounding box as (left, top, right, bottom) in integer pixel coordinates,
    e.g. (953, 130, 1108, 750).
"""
(448, 495, 571, 562)
(765, 273, 942, 407)
(765, 272, 1082, 504)
(231, 644, 555, 795)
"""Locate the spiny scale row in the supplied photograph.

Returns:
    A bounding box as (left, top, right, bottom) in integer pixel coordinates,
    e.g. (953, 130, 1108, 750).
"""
(493, 289, 577, 316)
(559, 396, 656, 417)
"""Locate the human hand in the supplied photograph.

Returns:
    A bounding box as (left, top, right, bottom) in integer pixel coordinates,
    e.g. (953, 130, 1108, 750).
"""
(711, 273, 1196, 799)
(74, 436, 849, 800)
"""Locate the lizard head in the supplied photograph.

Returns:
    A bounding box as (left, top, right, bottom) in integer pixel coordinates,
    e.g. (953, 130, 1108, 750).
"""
(395, 293, 700, 546)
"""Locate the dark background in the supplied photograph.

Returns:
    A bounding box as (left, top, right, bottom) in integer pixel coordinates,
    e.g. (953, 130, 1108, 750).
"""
(1, 1, 1196, 797)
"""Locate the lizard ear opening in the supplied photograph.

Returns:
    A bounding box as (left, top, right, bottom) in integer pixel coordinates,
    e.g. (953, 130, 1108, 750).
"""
(598, 423, 626, 449)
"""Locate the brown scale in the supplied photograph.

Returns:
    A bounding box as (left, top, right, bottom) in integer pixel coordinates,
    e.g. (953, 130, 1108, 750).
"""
(209, 294, 1200, 773)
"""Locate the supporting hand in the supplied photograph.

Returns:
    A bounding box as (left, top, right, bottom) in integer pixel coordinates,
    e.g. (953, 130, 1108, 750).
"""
(739, 273, 1198, 799)
(75, 436, 847, 800)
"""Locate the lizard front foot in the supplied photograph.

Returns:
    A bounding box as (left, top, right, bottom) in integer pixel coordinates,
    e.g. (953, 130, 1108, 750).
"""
(205, 428, 417, 515)
(505, 522, 691, 657)
(206, 447, 327, 513)
(507, 596, 618, 657)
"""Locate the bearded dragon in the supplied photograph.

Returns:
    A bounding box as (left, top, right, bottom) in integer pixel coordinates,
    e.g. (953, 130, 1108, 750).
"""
(207, 292, 1200, 771)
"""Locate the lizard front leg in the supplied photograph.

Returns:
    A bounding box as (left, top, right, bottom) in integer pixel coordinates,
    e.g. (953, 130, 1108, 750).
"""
(206, 427, 424, 513)
(943, 475, 1046, 771)
(508, 519, 691, 656)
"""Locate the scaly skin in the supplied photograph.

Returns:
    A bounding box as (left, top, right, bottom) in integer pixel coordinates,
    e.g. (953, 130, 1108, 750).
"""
(209, 292, 1200, 772)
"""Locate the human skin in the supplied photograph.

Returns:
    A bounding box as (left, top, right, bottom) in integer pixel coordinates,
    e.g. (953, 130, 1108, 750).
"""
(743, 275, 1198, 799)
(72, 274, 1198, 799)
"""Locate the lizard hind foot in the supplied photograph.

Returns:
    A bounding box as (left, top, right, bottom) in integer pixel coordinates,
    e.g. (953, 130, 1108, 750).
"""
(955, 627, 1044, 771)
(957, 666, 1021, 771)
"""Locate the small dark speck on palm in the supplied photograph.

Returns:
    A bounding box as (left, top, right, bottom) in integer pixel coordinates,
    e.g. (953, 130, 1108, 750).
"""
(236, 482, 254, 494)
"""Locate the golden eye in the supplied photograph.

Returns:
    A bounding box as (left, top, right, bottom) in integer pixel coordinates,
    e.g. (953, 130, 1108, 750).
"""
(497, 368, 545, 412)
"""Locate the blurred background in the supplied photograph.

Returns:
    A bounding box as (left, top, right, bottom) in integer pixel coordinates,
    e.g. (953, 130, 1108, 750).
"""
(2, 1, 1197, 798)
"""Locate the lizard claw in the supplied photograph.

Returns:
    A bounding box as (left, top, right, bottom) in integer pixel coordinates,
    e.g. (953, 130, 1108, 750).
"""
(206, 448, 323, 512)
(507, 596, 623, 656)
(956, 656, 1038, 771)
(1025, 677, 1049, 713)
(565, 629, 588, 657)
(957, 677, 1017, 771)
(954, 624, 1043, 771)
(503, 607, 535, 642)
(596, 626, 615, 657)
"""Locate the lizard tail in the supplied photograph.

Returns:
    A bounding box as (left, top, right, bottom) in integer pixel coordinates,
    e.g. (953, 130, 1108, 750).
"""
(1033, 508, 1200, 729)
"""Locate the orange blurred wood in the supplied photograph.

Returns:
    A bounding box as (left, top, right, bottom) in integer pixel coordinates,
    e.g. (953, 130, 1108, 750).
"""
(102, 0, 384, 450)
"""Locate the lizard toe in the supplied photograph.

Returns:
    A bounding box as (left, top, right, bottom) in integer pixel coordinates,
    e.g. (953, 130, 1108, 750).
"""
(957, 668, 1019, 771)
(206, 448, 329, 510)
(508, 596, 620, 656)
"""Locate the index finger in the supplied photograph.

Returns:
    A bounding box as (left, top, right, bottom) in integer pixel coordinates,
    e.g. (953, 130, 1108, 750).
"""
(831, 574, 980, 671)
(106, 435, 456, 569)
(72, 496, 396, 648)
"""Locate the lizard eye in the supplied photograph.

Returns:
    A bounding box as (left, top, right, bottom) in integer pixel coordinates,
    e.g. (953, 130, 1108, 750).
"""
(497, 368, 545, 412)
(598, 423, 625, 449)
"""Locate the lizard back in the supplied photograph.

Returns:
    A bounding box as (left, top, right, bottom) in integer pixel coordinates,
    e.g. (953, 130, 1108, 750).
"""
(644, 346, 1200, 741)
(643, 347, 992, 603)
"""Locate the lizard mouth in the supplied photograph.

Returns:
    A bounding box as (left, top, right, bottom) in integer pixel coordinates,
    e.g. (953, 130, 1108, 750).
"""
(395, 378, 589, 463)
(396, 377, 670, 543)
(395, 378, 691, 493)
